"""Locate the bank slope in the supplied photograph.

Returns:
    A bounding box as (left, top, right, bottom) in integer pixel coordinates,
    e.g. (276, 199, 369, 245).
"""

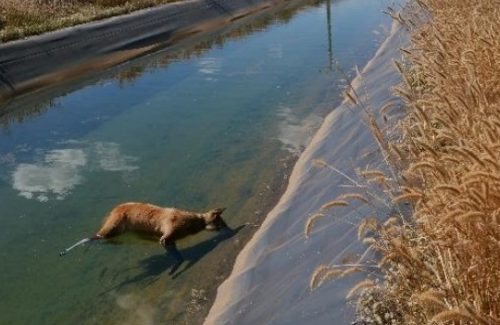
(205, 20, 409, 325)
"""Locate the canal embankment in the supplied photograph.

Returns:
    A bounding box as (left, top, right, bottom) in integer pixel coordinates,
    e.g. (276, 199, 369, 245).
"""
(205, 18, 409, 324)
(0, 0, 292, 101)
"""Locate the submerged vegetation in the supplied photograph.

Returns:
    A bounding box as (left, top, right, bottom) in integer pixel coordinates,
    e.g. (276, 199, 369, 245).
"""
(309, 0, 499, 324)
(0, 0, 179, 42)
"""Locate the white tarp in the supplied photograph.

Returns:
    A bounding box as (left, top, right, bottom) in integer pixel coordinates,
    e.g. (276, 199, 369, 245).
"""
(206, 20, 409, 325)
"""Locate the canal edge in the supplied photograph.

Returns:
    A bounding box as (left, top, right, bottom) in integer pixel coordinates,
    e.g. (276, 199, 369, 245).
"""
(204, 18, 410, 324)
(0, 0, 292, 102)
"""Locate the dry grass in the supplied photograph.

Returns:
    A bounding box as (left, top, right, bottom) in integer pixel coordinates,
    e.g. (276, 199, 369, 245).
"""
(0, 0, 179, 42)
(308, 0, 500, 324)
(356, 0, 500, 323)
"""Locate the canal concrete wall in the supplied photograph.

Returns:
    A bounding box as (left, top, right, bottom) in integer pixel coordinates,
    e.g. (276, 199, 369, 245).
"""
(0, 0, 286, 101)
(205, 20, 409, 325)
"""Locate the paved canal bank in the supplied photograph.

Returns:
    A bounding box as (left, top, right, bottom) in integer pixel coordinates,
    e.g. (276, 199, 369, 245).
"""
(0, 0, 293, 101)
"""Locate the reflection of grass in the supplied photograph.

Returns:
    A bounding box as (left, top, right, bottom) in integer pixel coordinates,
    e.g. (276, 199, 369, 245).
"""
(0, 0, 179, 42)
(0, 97, 58, 130)
(0, 0, 320, 128)
(309, 0, 500, 324)
(0, 0, 309, 42)
(115, 65, 147, 87)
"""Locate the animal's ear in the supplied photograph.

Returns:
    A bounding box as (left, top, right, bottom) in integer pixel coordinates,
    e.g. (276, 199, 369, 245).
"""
(213, 207, 226, 216)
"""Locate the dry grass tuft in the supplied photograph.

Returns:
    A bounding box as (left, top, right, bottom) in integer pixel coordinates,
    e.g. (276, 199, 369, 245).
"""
(0, 0, 179, 42)
(310, 265, 344, 291)
(320, 199, 349, 210)
(304, 213, 324, 239)
(346, 279, 375, 299)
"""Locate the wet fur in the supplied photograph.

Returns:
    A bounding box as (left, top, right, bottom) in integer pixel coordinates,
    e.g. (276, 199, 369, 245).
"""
(96, 203, 227, 246)
(60, 203, 227, 273)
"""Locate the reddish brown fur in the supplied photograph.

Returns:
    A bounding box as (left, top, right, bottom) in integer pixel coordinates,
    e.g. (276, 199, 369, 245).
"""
(96, 202, 226, 248)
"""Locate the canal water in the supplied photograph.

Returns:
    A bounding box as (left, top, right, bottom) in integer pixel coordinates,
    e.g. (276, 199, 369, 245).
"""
(0, 0, 397, 323)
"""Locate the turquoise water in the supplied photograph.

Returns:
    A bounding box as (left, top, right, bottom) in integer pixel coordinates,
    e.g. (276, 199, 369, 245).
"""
(0, 0, 397, 323)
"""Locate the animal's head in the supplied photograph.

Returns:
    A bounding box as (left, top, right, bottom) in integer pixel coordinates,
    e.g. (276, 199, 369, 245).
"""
(204, 208, 227, 230)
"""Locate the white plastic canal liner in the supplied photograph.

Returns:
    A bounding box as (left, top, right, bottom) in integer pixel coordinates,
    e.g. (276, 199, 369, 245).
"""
(0, 0, 290, 101)
(206, 20, 409, 325)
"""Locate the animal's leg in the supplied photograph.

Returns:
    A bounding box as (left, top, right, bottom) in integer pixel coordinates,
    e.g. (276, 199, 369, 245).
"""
(160, 235, 184, 263)
(96, 211, 125, 238)
(159, 229, 184, 274)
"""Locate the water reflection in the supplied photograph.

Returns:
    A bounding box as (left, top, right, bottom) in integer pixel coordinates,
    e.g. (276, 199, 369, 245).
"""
(268, 43, 284, 59)
(0, 0, 397, 323)
(93, 142, 138, 172)
(0, 0, 323, 130)
(197, 57, 222, 80)
(276, 106, 322, 154)
(0, 98, 59, 131)
(13, 148, 86, 201)
(114, 292, 156, 325)
(11, 141, 138, 202)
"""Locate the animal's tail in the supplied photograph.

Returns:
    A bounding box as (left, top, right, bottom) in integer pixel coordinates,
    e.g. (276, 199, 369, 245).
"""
(59, 235, 103, 256)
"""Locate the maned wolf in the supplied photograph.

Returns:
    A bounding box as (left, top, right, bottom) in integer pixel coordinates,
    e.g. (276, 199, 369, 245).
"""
(59, 203, 228, 266)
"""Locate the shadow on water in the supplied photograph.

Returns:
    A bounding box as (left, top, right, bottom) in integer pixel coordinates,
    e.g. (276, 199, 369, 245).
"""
(106, 225, 246, 293)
